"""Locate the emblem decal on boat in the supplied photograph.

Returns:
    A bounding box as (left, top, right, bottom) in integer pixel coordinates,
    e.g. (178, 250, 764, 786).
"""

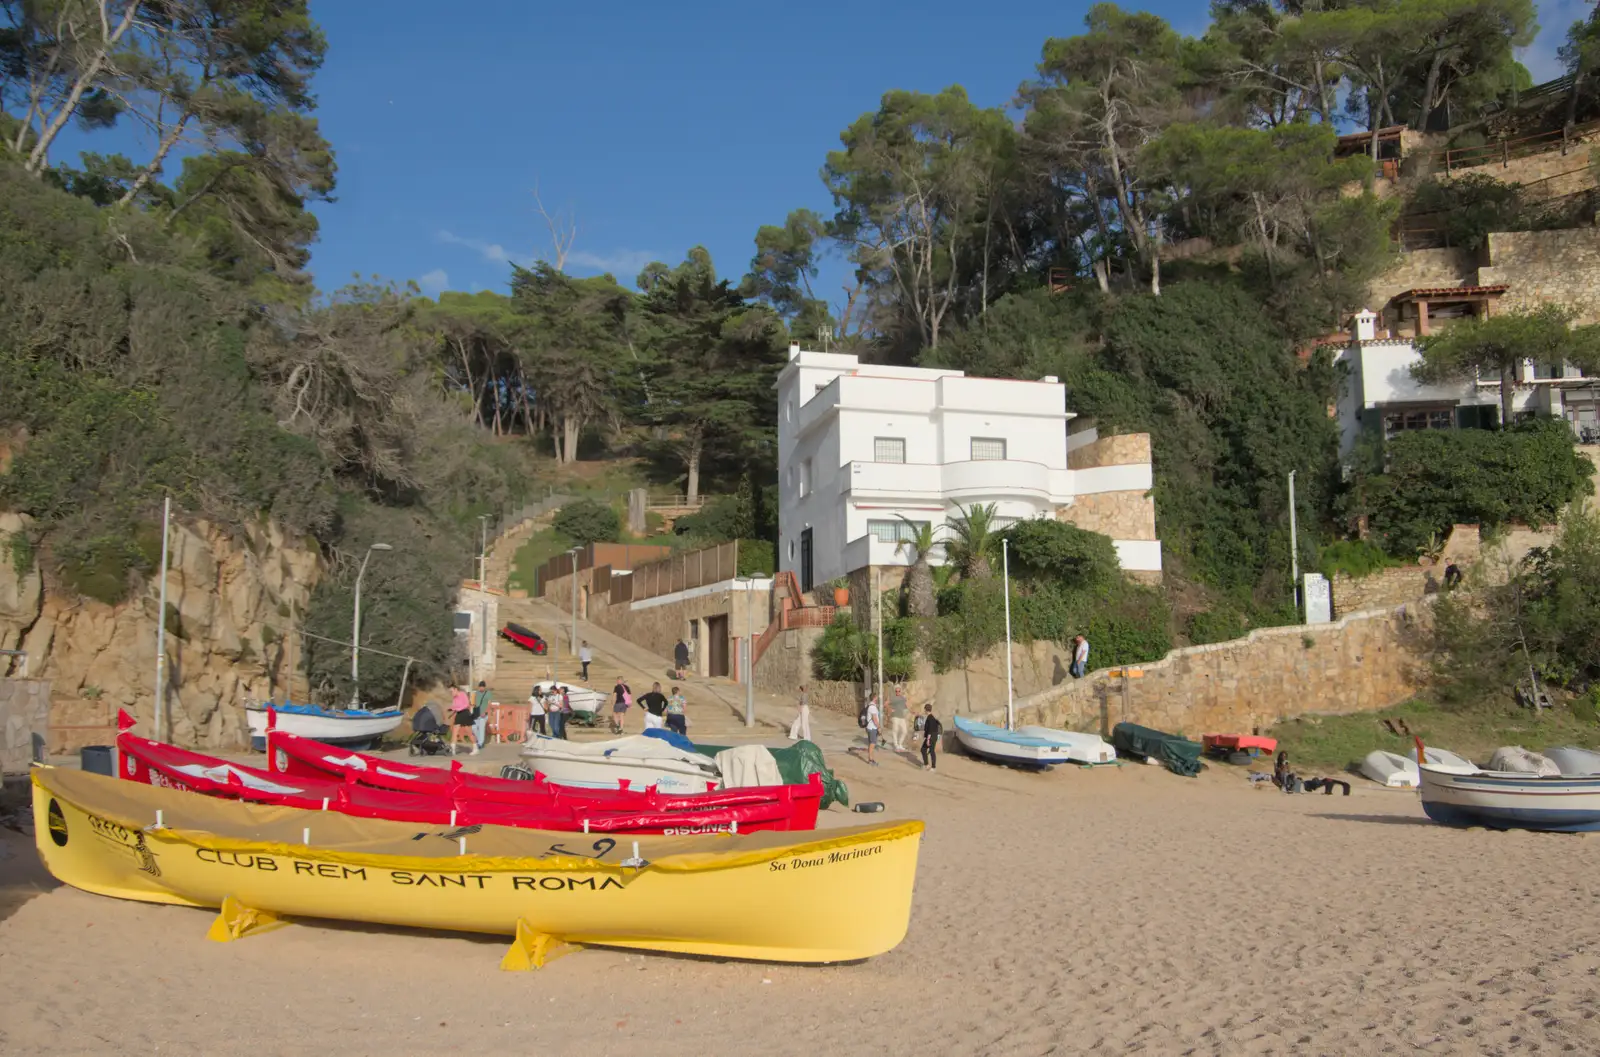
(47, 799, 68, 847)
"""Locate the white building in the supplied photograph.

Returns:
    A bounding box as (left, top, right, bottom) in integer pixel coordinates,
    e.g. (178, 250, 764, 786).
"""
(1334, 287, 1600, 458)
(775, 346, 1161, 590)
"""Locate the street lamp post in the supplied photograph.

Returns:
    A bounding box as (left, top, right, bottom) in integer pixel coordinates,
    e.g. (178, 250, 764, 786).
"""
(351, 542, 393, 708)
(567, 547, 581, 665)
(734, 574, 756, 728)
(477, 514, 490, 588)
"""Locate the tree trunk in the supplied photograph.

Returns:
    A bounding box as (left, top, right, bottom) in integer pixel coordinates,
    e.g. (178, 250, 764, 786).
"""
(24, 2, 140, 174)
(1500, 365, 1516, 430)
(685, 436, 703, 505)
(906, 559, 936, 618)
(119, 114, 192, 206)
(1416, 49, 1446, 133)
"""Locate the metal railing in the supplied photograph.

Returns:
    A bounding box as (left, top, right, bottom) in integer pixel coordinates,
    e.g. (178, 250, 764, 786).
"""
(1423, 121, 1600, 173)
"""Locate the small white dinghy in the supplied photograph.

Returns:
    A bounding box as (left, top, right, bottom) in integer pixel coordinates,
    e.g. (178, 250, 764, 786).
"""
(1407, 745, 1477, 771)
(1014, 726, 1117, 765)
(1360, 750, 1421, 788)
(520, 733, 720, 794)
(953, 716, 1073, 768)
(1487, 746, 1560, 777)
(1544, 746, 1600, 776)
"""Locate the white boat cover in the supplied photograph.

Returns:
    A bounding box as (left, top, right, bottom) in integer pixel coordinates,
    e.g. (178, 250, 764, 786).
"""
(520, 734, 717, 774)
(1407, 745, 1476, 770)
(1545, 746, 1600, 776)
(1360, 750, 1420, 788)
(1487, 746, 1560, 776)
(714, 745, 782, 790)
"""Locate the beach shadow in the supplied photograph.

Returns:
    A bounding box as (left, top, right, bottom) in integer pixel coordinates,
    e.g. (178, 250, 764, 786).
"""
(0, 827, 62, 925)
(1314, 813, 1435, 828)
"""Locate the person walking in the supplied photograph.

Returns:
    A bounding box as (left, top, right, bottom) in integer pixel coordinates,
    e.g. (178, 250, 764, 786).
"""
(579, 640, 593, 682)
(1070, 634, 1090, 679)
(789, 684, 812, 742)
(888, 682, 909, 752)
(611, 677, 631, 734)
(471, 680, 492, 750)
(863, 694, 881, 767)
(526, 684, 547, 737)
(673, 638, 690, 681)
(665, 686, 687, 736)
(920, 704, 942, 771)
(448, 685, 476, 756)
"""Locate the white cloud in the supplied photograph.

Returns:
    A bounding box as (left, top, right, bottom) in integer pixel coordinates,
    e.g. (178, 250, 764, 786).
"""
(567, 249, 659, 277)
(417, 268, 450, 296)
(1521, 0, 1586, 83)
(437, 230, 657, 279)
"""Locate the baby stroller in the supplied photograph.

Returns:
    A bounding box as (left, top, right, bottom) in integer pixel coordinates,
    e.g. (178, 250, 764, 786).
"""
(408, 703, 449, 756)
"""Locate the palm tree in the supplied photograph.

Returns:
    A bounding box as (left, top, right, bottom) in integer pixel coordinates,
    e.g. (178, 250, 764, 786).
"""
(946, 502, 998, 580)
(895, 516, 938, 618)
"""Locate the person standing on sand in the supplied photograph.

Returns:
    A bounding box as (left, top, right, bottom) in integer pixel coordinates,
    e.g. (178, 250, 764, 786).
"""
(863, 695, 881, 767)
(666, 686, 688, 735)
(579, 641, 593, 682)
(471, 680, 492, 750)
(1071, 634, 1090, 679)
(531, 684, 550, 732)
(888, 683, 909, 751)
(789, 684, 812, 742)
(920, 704, 942, 771)
(612, 677, 631, 734)
(546, 686, 569, 740)
(449, 685, 476, 756)
(673, 638, 690, 680)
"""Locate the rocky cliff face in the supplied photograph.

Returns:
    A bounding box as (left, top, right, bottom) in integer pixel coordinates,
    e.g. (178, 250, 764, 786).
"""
(0, 512, 321, 750)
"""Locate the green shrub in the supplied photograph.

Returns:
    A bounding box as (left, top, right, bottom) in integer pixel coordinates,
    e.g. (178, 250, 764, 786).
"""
(1187, 607, 1247, 645)
(1000, 518, 1120, 590)
(1362, 418, 1594, 556)
(552, 498, 621, 545)
(1318, 539, 1399, 580)
(735, 539, 775, 577)
(1405, 173, 1526, 251)
(811, 612, 915, 683)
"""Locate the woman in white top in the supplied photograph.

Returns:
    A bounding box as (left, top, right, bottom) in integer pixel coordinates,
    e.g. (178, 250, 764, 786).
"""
(527, 684, 548, 737)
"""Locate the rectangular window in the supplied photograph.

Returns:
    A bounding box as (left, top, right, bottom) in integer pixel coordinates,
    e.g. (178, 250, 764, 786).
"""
(868, 519, 930, 544)
(873, 437, 906, 463)
(1534, 362, 1565, 380)
(799, 459, 812, 497)
(970, 437, 1007, 461)
(1383, 407, 1455, 440)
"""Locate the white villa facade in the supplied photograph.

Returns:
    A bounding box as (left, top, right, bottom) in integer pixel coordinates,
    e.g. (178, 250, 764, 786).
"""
(1334, 288, 1600, 458)
(775, 345, 1161, 590)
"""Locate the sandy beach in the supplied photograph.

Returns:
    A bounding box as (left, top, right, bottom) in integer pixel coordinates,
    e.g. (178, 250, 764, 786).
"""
(5, 747, 1600, 1057)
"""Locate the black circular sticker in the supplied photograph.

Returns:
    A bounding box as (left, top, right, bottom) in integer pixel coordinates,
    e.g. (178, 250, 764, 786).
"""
(47, 798, 68, 847)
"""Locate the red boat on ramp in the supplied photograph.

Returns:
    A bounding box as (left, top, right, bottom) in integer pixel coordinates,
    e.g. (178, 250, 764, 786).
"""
(114, 714, 821, 833)
(265, 726, 822, 820)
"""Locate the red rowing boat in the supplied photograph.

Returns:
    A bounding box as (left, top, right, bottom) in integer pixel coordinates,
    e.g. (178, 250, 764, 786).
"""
(114, 714, 821, 833)
(265, 726, 819, 817)
(1201, 734, 1278, 756)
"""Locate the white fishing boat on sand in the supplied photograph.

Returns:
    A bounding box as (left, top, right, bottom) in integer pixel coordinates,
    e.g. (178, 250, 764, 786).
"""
(1014, 726, 1117, 765)
(245, 703, 403, 749)
(520, 733, 721, 793)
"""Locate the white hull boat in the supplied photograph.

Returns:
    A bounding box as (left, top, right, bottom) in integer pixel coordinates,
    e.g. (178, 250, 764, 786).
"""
(1015, 726, 1117, 765)
(246, 705, 403, 748)
(1487, 746, 1560, 776)
(1421, 764, 1600, 832)
(1407, 745, 1477, 770)
(520, 733, 720, 794)
(528, 681, 607, 713)
(953, 716, 1073, 768)
(1360, 750, 1420, 788)
(1543, 746, 1600, 776)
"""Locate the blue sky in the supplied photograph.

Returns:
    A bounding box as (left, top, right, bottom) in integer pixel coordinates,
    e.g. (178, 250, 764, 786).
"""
(73, 0, 1593, 306)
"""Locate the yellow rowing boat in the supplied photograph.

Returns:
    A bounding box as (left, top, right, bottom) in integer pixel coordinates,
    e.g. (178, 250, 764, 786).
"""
(31, 767, 923, 966)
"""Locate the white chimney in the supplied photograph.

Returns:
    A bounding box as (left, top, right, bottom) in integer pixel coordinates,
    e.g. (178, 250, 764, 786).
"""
(1352, 309, 1377, 342)
(788, 342, 801, 360)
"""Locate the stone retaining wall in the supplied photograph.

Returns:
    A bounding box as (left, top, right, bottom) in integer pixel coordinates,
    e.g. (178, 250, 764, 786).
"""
(987, 602, 1431, 739)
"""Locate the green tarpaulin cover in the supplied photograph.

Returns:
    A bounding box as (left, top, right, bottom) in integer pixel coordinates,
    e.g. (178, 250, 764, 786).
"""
(1112, 722, 1204, 778)
(695, 739, 849, 810)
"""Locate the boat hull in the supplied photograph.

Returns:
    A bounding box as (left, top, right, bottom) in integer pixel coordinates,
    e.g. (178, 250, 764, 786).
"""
(32, 767, 921, 963)
(245, 707, 403, 747)
(951, 718, 1070, 768)
(520, 735, 722, 794)
(1015, 726, 1116, 765)
(1419, 767, 1600, 832)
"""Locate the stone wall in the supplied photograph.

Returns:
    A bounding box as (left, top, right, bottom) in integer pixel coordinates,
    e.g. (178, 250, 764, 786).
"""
(0, 678, 50, 774)
(1433, 142, 1596, 192)
(1056, 491, 1158, 541)
(1481, 229, 1600, 324)
(0, 513, 321, 750)
(1331, 567, 1439, 617)
(1367, 247, 1477, 312)
(1067, 432, 1151, 470)
(991, 602, 1431, 739)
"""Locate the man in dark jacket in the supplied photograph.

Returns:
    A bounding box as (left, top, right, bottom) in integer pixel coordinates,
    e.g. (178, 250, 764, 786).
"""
(673, 638, 691, 680)
(920, 704, 943, 771)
